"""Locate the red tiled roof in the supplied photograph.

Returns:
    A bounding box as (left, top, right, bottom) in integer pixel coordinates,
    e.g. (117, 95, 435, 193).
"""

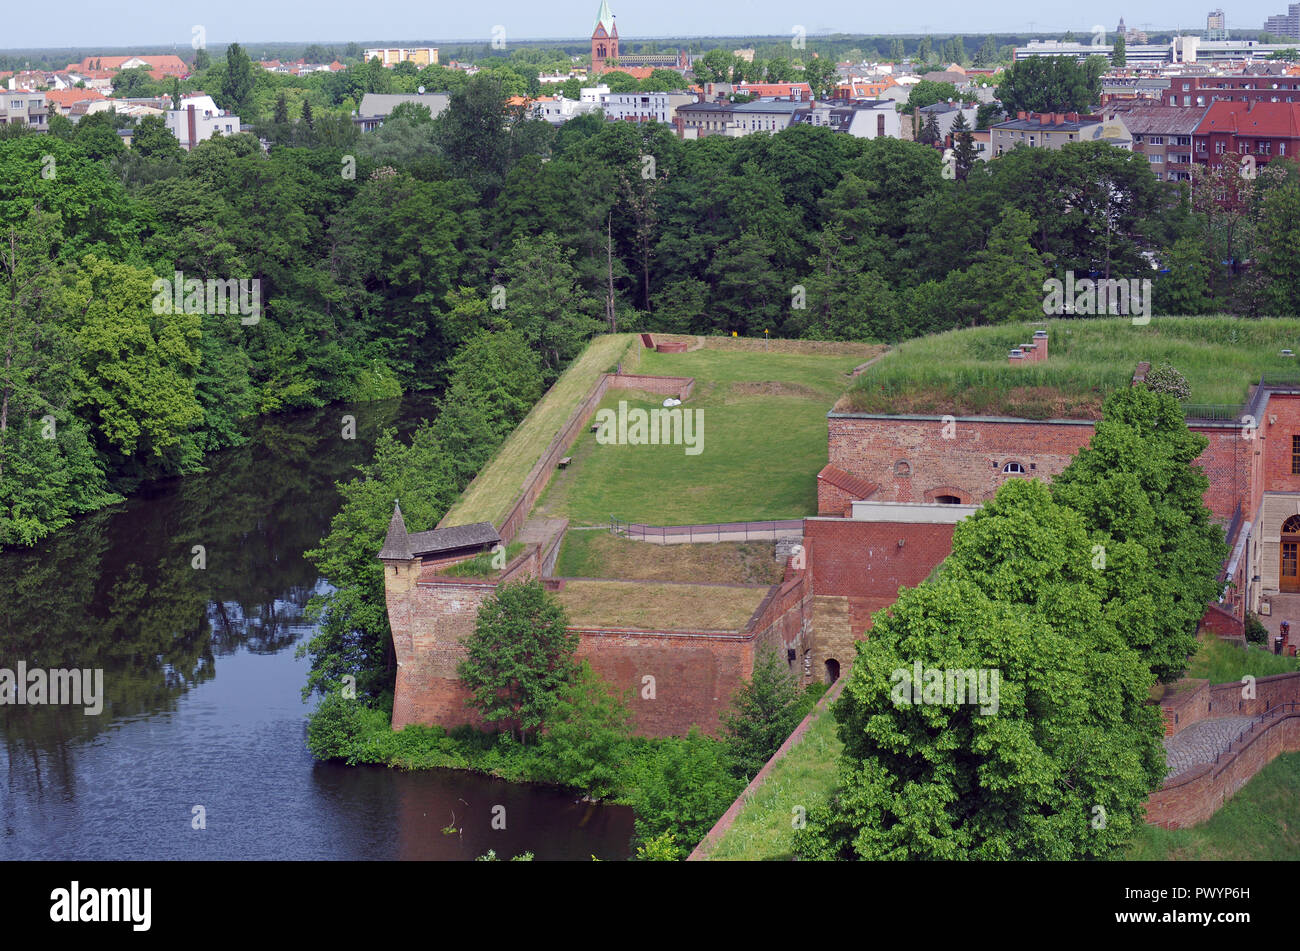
(1198, 100, 1300, 137)
(817, 464, 879, 501)
(44, 88, 107, 107)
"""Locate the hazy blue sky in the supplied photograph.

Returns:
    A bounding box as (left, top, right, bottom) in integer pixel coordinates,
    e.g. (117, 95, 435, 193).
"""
(0, 1, 1290, 50)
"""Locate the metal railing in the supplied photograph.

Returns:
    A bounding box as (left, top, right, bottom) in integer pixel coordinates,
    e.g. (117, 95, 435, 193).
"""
(610, 516, 804, 543)
(1212, 701, 1300, 767)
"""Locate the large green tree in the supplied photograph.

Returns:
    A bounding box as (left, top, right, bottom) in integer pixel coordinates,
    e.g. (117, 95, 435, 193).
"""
(458, 579, 579, 740)
(796, 479, 1164, 860)
(1051, 385, 1230, 683)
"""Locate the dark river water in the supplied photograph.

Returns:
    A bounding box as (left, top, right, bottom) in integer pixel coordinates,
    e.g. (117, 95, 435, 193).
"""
(0, 398, 633, 860)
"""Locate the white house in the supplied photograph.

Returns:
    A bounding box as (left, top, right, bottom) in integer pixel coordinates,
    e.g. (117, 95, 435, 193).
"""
(165, 95, 241, 150)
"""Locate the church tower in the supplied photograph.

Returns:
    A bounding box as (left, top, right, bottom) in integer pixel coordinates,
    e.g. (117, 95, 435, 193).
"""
(591, 1, 618, 74)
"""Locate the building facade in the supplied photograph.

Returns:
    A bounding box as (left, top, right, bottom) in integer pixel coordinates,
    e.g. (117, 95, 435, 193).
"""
(364, 47, 439, 67)
(0, 90, 47, 130)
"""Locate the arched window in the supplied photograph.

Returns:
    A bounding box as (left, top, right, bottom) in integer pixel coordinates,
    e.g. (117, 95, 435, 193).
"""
(934, 494, 962, 505)
(1002, 462, 1026, 474)
(1284, 515, 1300, 534)
(894, 460, 911, 477)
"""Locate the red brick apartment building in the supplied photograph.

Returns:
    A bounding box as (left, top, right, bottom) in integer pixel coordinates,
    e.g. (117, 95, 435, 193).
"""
(1193, 99, 1300, 165)
(1162, 73, 1300, 108)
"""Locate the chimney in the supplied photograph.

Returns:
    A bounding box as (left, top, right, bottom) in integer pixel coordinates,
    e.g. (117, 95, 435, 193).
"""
(1055, 112, 1065, 125)
(1044, 112, 1055, 124)
(1033, 330, 1048, 360)
(1018, 110, 1028, 120)
(1009, 348, 1025, 364)
(186, 103, 196, 149)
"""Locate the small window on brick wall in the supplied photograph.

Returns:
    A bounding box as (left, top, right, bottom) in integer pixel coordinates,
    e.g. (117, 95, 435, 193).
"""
(1293, 435, 1300, 475)
(1002, 462, 1026, 474)
(894, 461, 911, 477)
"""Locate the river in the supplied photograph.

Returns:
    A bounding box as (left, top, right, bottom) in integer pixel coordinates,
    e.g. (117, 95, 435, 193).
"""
(0, 398, 633, 860)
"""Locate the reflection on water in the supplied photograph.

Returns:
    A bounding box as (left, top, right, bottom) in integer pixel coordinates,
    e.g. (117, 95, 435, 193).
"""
(0, 398, 633, 860)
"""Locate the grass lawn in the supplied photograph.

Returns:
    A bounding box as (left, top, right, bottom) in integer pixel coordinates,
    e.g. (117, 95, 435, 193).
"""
(703, 699, 843, 861)
(440, 334, 640, 528)
(1126, 752, 1300, 860)
(538, 345, 879, 526)
(555, 531, 784, 585)
(843, 317, 1300, 419)
(1184, 634, 1300, 683)
(555, 579, 766, 630)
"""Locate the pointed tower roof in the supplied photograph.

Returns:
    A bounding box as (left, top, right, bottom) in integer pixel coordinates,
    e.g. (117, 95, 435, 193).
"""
(378, 500, 413, 561)
(594, 1, 616, 36)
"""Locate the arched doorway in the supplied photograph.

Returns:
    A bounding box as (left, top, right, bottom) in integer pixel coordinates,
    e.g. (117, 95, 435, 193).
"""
(1283, 515, 1300, 592)
(825, 658, 840, 684)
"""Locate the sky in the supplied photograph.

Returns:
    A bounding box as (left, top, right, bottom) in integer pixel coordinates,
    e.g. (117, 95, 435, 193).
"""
(0, 1, 1291, 50)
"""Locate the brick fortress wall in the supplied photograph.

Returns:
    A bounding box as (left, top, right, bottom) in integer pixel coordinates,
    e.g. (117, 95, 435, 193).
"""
(388, 544, 813, 737)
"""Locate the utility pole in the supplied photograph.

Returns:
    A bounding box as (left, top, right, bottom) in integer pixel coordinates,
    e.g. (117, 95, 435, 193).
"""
(605, 213, 617, 333)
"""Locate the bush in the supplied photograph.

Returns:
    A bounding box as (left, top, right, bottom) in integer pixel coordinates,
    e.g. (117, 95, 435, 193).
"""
(628, 728, 742, 858)
(1145, 363, 1191, 401)
(1246, 611, 1269, 646)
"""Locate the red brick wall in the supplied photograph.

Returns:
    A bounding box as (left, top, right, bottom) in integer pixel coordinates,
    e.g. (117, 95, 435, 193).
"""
(805, 518, 955, 603)
(575, 629, 751, 735)
(828, 415, 1246, 521)
(1260, 395, 1300, 497)
(390, 557, 811, 738)
(817, 480, 855, 516)
(1147, 671, 1300, 828)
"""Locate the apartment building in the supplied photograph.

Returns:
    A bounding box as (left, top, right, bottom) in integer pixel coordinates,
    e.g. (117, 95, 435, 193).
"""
(364, 48, 439, 67)
(990, 111, 1132, 156)
(1107, 104, 1209, 180)
(0, 90, 48, 131)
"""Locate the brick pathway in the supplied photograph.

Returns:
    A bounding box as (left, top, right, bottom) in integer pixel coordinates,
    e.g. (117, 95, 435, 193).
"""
(1164, 715, 1256, 778)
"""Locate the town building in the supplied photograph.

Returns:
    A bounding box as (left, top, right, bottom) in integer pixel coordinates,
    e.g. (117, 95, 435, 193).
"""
(65, 55, 189, 80)
(0, 90, 47, 130)
(1015, 36, 1298, 66)
(1207, 9, 1228, 40)
(589, 1, 687, 74)
(1162, 72, 1300, 107)
(353, 92, 450, 132)
(990, 111, 1132, 156)
(1265, 2, 1300, 39)
(165, 95, 241, 150)
(916, 101, 979, 140)
(806, 99, 900, 138)
(1192, 99, 1300, 166)
(1105, 103, 1208, 179)
(364, 47, 439, 67)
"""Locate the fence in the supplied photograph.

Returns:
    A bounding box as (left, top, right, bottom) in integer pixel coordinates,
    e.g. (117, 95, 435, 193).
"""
(610, 516, 804, 544)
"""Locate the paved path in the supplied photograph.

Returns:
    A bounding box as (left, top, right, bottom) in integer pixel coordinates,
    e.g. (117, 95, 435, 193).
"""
(1164, 715, 1256, 778)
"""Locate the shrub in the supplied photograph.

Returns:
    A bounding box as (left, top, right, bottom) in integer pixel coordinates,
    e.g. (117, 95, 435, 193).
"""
(1145, 363, 1191, 401)
(1246, 611, 1269, 646)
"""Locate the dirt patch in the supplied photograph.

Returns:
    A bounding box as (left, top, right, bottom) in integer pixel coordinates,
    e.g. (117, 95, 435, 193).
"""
(556, 580, 767, 630)
(727, 381, 826, 401)
(558, 532, 784, 585)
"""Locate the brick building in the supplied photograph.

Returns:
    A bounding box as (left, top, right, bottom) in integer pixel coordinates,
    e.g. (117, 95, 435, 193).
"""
(1193, 99, 1300, 166)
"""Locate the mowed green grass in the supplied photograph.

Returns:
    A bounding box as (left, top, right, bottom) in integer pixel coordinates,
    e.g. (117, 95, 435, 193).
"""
(538, 347, 877, 526)
(845, 317, 1300, 419)
(1126, 753, 1300, 860)
(703, 699, 843, 861)
(441, 334, 639, 528)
